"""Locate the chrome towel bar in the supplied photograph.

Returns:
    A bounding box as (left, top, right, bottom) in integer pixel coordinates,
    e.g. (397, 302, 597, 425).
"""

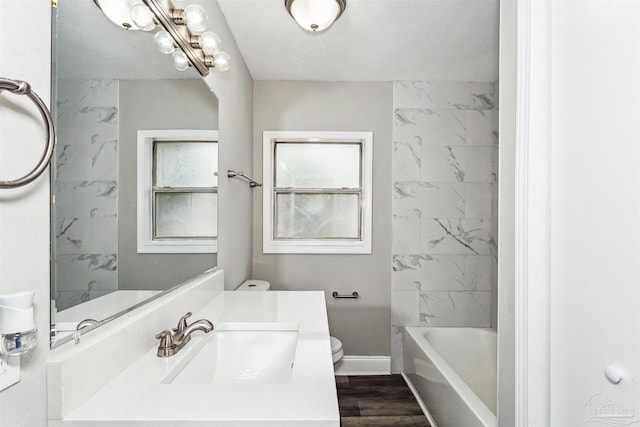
(0, 77, 56, 189)
(332, 291, 359, 299)
(227, 169, 262, 188)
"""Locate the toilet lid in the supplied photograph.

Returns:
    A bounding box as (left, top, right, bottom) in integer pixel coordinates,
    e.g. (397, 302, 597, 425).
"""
(330, 336, 342, 354)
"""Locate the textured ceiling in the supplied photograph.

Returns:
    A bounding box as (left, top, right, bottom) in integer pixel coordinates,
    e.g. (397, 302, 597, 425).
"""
(217, 0, 499, 82)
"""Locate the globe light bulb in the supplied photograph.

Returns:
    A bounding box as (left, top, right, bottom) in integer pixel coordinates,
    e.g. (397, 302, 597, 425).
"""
(213, 51, 231, 72)
(185, 4, 208, 33)
(131, 4, 155, 31)
(154, 31, 176, 54)
(172, 50, 190, 71)
(201, 31, 221, 55)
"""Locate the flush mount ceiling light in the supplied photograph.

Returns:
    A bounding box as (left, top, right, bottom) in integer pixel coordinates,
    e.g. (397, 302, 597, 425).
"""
(93, 0, 230, 76)
(284, 0, 346, 32)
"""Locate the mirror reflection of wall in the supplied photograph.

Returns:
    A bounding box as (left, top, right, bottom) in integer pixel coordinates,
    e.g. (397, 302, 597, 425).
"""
(51, 0, 219, 333)
(54, 80, 218, 311)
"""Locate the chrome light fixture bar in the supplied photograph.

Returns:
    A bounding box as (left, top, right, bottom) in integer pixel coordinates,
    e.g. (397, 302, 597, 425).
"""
(94, 0, 230, 76)
(143, 0, 215, 76)
(284, 0, 346, 32)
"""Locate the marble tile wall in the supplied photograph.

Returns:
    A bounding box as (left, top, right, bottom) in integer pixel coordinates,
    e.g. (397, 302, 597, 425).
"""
(391, 81, 498, 372)
(54, 80, 118, 311)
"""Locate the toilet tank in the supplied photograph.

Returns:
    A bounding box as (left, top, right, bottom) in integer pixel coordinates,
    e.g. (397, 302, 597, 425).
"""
(236, 280, 271, 291)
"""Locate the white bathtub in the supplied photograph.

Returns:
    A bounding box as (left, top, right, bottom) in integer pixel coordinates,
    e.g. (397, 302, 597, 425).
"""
(403, 327, 497, 427)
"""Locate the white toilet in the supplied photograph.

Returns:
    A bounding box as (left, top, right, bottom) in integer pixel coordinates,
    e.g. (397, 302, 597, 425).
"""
(237, 280, 344, 365)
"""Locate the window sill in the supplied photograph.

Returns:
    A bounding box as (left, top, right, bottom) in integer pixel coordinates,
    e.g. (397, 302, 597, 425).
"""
(137, 239, 217, 254)
(263, 239, 371, 255)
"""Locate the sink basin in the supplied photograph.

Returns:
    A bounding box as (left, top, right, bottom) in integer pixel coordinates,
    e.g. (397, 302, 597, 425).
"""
(162, 322, 299, 385)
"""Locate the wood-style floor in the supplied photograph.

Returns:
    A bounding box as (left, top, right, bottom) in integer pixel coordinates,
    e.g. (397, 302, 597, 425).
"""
(336, 375, 431, 426)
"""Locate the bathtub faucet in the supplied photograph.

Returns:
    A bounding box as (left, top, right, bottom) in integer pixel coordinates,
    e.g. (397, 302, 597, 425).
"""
(155, 312, 214, 357)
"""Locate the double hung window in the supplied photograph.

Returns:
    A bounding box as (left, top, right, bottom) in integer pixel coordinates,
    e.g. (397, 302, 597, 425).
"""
(263, 131, 373, 254)
(137, 130, 218, 253)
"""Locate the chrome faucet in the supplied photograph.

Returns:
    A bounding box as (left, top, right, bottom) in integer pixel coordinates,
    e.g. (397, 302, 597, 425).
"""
(155, 312, 213, 357)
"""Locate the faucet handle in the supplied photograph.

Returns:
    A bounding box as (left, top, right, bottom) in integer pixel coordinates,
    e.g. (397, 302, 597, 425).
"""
(155, 330, 174, 348)
(155, 330, 176, 358)
(175, 312, 192, 334)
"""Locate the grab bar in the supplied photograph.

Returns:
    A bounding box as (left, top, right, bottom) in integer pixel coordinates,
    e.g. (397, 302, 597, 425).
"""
(227, 169, 262, 188)
(332, 291, 359, 299)
(0, 78, 56, 189)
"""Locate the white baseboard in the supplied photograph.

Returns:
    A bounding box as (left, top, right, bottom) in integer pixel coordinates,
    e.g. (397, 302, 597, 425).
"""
(334, 356, 391, 376)
(402, 372, 438, 427)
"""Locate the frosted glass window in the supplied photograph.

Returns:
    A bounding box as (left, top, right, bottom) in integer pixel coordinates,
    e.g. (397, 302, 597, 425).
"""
(276, 193, 359, 239)
(263, 131, 372, 254)
(138, 130, 218, 254)
(155, 142, 218, 187)
(276, 143, 360, 188)
(155, 193, 217, 238)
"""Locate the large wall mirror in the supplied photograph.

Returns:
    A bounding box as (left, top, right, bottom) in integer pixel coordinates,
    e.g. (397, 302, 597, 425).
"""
(50, 0, 219, 347)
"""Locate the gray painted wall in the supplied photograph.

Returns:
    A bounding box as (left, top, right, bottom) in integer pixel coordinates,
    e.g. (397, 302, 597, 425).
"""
(118, 79, 219, 290)
(252, 81, 393, 356)
(202, 0, 255, 290)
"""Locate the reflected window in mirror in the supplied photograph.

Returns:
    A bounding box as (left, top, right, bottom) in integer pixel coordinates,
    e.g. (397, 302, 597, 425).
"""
(137, 130, 218, 254)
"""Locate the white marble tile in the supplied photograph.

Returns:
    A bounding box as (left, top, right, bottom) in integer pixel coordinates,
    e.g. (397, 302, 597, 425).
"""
(57, 79, 118, 108)
(56, 107, 118, 146)
(492, 80, 499, 110)
(393, 254, 435, 291)
(390, 326, 404, 374)
(419, 291, 491, 327)
(56, 218, 91, 255)
(421, 218, 494, 255)
(462, 110, 498, 146)
(393, 254, 463, 291)
(392, 80, 497, 332)
(465, 183, 493, 218)
(395, 108, 466, 146)
(392, 217, 421, 252)
(464, 256, 493, 291)
(394, 181, 464, 219)
(393, 81, 495, 110)
(421, 146, 496, 183)
(55, 254, 117, 292)
(393, 138, 422, 182)
(391, 291, 420, 327)
(91, 140, 118, 180)
(55, 181, 117, 219)
(393, 254, 493, 292)
(56, 217, 117, 254)
(423, 81, 495, 110)
(56, 144, 92, 181)
(393, 81, 438, 109)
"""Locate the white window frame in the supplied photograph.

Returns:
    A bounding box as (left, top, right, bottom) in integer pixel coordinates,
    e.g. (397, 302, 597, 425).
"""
(137, 129, 218, 254)
(262, 131, 373, 254)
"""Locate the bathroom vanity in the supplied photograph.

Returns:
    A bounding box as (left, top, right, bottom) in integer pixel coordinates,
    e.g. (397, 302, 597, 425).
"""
(47, 269, 340, 426)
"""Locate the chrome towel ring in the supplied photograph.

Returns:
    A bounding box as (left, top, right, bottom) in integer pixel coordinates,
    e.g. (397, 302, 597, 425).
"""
(0, 77, 56, 189)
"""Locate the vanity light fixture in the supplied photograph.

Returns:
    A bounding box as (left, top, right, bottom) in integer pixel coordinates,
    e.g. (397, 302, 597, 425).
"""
(93, 0, 230, 76)
(284, 0, 346, 32)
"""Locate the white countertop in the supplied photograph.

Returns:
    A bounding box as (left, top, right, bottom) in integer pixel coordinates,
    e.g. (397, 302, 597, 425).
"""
(53, 291, 340, 426)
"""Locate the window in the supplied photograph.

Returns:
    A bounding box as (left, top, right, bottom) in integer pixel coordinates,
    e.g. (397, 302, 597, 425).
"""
(263, 131, 373, 254)
(137, 130, 218, 253)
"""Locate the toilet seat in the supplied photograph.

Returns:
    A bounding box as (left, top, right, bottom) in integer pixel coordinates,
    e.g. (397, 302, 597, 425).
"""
(330, 336, 344, 364)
